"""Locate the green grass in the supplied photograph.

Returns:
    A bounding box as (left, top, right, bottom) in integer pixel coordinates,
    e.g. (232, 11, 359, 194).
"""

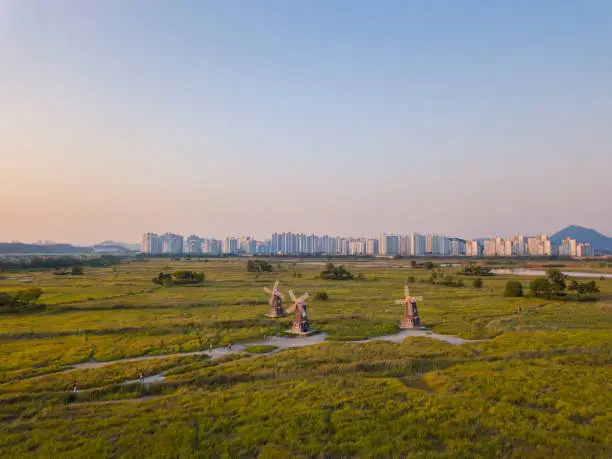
(0, 258, 610, 457)
(244, 345, 278, 354)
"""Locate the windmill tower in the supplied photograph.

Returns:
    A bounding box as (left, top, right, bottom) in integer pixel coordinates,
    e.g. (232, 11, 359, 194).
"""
(264, 281, 286, 318)
(287, 290, 312, 335)
(395, 285, 425, 329)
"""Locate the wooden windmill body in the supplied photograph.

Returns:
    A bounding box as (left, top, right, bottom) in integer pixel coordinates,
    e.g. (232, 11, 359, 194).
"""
(395, 285, 425, 329)
(264, 281, 286, 318)
(287, 290, 313, 335)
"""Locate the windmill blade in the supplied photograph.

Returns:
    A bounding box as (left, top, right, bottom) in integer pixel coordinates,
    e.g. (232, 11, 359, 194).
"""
(299, 292, 310, 302)
(288, 290, 297, 302)
(263, 287, 273, 295)
(413, 296, 423, 302)
(394, 299, 405, 305)
(286, 303, 297, 314)
(273, 281, 279, 290)
(404, 285, 410, 297)
(278, 292, 285, 300)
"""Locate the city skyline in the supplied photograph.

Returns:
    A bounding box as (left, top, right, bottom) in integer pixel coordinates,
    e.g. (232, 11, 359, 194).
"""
(140, 230, 595, 258)
(2, 1, 611, 244)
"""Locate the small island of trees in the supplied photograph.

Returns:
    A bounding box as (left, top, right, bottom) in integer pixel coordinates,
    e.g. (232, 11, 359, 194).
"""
(320, 263, 355, 280)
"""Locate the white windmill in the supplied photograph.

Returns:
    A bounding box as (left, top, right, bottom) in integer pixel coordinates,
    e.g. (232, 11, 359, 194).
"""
(287, 289, 312, 335)
(395, 284, 425, 329)
(263, 280, 286, 318)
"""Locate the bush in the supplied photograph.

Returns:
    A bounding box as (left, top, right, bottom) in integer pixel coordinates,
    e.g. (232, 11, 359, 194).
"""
(529, 278, 552, 298)
(71, 266, 84, 275)
(314, 292, 329, 301)
(320, 263, 354, 280)
(172, 271, 205, 284)
(472, 278, 483, 289)
(247, 259, 273, 273)
(504, 281, 523, 297)
(244, 345, 277, 354)
(152, 272, 173, 287)
(0, 287, 44, 312)
(461, 264, 494, 276)
(407, 276, 415, 283)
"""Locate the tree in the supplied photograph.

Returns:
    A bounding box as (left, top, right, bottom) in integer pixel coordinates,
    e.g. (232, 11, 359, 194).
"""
(152, 272, 173, 286)
(546, 268, 566, 292)
(504, 281, 523, 297)
(407, 276, 416, 283)
(472, 278, 483, 289)
(71, 266, 84, 275)
(530, 278, 552, 298)
(172, 271, 205, 284)
(247, 259, 273, 273)
(320, 263, 355, 280)
(314, 291, 329, 301)
(423, 261, 436, 270)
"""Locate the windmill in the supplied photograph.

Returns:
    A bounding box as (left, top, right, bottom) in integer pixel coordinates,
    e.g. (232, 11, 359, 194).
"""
(287, 289, 312, 335)
(395, 284, 425, 329)
(263, 281, 286, 318)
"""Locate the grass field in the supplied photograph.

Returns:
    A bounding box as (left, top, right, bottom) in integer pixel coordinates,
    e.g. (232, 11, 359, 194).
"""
(0, 258, 610, 457)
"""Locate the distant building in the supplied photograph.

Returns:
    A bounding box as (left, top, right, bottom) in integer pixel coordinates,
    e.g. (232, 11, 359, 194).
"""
(450, 238, 466, 256)
(161, 233, 184, 254)
(185, 235, 202, 254)
(576, 243, 594, 257)
(379, 234, 400, 256)
(410, 233, 426, 256)
(222, 237, 238, 254)
(366, 238, 379, 255)
(141, 233, 162, 254)
(349, 239, 367, 255)
(527, 234, 552, 256)
(559, 237, 578, 257)
(465, 240, 482, 257)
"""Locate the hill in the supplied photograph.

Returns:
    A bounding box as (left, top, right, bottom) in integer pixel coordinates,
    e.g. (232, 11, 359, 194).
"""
(0, 243, 92, 255)
(551, 225, 612, 251)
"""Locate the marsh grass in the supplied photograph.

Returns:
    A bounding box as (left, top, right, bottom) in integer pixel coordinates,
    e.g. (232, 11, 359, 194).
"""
(0, 259, 610, 457)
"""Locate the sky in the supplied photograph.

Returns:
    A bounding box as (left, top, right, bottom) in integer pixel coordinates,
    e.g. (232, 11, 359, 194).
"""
(1, 1, 611, 244)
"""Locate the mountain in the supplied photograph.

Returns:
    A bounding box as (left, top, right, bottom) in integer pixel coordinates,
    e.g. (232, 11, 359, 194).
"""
(550, 225, 612, 251)
(0, 243, 93, 255)
(98, 241, 140, 251)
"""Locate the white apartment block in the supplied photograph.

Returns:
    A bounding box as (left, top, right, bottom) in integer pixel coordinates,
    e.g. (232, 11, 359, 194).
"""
(141, 233, 163, 254)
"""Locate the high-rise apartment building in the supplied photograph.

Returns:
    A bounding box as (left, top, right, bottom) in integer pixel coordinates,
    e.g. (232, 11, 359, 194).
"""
(465, 240, 481, 257)
(161, 233, 184, 254)
(527, 234, 552, 256)
(559, 237, 578, 257)
(141, 233, 163, 254)
(410, 233, 426, 256)
(185, 235, 202, 254)
(366, 238, 379, 255)
(576, 243, 594, 257)
(379, 234, 400, 256)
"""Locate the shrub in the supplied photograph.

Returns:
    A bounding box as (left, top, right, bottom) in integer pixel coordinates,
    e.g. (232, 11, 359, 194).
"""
(314, 292, 329, 301)
(245, 345, 277, 354)
(0, 287, 44, 312)
(247, 259, 273, 273)
(71, 266, 84, 275)
(320, 263, 354, 280)
(172, 271, 205, 284)
(546, 268, 566, 292)
(152, 272, 173, 286)
(461, 264, 494, 276)
(407, 276, 415, 283)
(472, 278, 483, 289)
(504, 281, 523, 297)
(529, 278, 552, 298)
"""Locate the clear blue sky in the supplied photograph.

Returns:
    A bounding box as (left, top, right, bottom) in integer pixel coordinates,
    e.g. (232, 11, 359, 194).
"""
(1, 1, 611, 243)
